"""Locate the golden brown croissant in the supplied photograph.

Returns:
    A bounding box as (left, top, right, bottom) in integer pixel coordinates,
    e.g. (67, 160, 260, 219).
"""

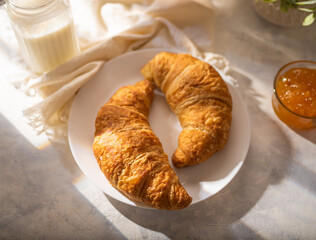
(141, 52, 232, 168)
(93, 79, 192, 210)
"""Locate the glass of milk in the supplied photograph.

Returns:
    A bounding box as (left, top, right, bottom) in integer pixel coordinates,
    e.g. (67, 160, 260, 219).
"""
(4, 0, 80, 73)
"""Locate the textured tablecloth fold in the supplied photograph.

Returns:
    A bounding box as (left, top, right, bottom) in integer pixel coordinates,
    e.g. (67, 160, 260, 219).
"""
(19, 0, 231, 142)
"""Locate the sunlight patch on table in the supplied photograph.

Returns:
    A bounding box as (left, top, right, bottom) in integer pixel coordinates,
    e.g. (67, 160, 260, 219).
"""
(0, 77, 50, 149)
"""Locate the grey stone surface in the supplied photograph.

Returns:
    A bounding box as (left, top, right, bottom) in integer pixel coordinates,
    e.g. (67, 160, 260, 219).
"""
(1, 1, 316, 239)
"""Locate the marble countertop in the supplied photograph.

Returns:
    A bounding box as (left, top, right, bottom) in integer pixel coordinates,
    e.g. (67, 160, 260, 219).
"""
(1, 1, 316, 239)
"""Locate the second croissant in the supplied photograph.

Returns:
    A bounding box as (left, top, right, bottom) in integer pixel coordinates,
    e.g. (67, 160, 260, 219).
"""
(141, 52, 233, 168)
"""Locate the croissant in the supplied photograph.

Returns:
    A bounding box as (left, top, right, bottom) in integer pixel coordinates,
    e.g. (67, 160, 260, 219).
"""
(93, 79, 192, 210)
(141, 52, 232, 168)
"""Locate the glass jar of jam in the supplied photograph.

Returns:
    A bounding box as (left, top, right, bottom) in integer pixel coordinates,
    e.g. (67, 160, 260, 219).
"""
(272, 61, 316, 130)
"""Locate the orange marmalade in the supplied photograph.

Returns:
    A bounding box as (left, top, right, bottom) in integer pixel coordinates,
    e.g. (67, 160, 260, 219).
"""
(276, 67, 316, 117)
(273, 63, 316, 129)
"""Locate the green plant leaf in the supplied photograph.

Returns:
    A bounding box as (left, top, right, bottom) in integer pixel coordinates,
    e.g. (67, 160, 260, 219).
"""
(280, 1, 290, 12)
(298, 7, 314, 12)
(303, 13, 315, 26)
(279, 0, 299, 12)
(260, 0, 316, 25)
(296, 0, 316, 5)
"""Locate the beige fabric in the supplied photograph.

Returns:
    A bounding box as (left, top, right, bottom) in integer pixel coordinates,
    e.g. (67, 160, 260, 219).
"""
(21, 0, 231, 141)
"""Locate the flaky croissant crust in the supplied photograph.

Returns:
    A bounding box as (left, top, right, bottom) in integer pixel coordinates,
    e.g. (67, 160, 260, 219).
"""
(93, 79, 192, 210)
(141, 52, 232, 168)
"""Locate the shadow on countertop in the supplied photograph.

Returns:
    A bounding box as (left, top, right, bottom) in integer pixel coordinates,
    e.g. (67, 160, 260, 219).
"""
(294, 128, 316, 145)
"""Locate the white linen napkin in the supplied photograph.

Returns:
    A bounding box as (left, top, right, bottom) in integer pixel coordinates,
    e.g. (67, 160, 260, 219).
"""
(17, 0, 231, 142)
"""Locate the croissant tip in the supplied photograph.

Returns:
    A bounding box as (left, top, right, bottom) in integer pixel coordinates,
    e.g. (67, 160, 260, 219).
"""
(172, 148, 188, 168)
(168, 189, 192, 210)
(177, 192, 193, 210)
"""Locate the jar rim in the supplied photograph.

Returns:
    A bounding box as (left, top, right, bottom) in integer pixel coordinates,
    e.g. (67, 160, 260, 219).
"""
(7, 0, 56, 10)
(273, 60, 316, 120)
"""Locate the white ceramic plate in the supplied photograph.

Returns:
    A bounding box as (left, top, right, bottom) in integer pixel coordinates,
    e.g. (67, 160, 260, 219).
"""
(68, 49, 251, 208)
